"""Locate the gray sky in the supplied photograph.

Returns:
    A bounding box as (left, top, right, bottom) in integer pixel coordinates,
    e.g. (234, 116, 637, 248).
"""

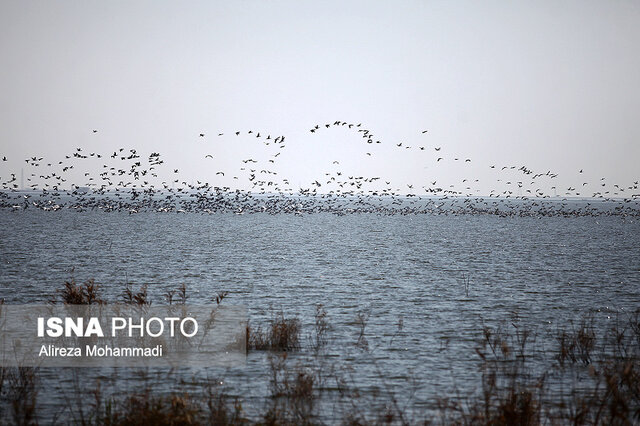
(1, 0, 639, 196)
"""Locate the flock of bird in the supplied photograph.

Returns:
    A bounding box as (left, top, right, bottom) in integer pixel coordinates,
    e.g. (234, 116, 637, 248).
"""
(1, 121, 639, 217)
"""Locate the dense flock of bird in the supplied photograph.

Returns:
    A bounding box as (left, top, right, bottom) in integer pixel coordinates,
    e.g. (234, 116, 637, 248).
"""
(1, 121, 638, 217)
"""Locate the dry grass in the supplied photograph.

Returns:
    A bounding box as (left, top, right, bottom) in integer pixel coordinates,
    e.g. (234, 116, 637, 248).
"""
(57, 278, 104, 305)
(164, 283, 189, 305)
(122, 283, 151, 306)
(4, 280, 640, 425)
(556, 315, 596, 366)
(203, 383, 247, 426)
(246, 313, 301, 352)
(100, 392, 202, 426)
(2, 367, 39, 426)
(310, 304, 329, 353)
(263, 353, 317, 425)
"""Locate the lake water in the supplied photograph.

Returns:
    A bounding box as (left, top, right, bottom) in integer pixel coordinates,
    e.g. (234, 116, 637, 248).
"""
(1, 207, 639, 422)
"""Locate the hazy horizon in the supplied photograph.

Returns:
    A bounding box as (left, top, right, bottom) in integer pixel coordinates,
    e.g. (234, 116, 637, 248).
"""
(1, 1, 639, 198)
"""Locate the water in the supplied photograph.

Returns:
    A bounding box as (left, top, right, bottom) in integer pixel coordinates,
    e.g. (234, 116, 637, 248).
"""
(1, 208, 639, 421)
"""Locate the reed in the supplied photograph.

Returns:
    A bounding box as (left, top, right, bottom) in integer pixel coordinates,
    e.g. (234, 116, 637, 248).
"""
(4, 367, 39, 426)
(246, 312, 301, 352)
(3, 280, 638, 425)
(58, 278, 104, 305)
(101, 392, 202, 425)
(555, 315, 596, 367)
(310, 304, 329, 353)
(122, 283, 151, 306)
(263, 352, 317, 425)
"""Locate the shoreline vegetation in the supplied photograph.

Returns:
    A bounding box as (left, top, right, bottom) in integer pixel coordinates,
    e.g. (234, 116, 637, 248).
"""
(0, 279, 638, 425)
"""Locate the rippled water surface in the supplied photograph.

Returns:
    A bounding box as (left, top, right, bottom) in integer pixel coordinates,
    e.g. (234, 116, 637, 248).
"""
(1, 209, 639, 420)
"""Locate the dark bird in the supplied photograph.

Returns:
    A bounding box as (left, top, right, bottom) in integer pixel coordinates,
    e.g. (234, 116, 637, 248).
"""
(199, 133, 205, 137)
(2, 156, 6, 161)
(422, 130, 428, 133)
(92, 130, 98, 133)
(205, 155, 213, 159)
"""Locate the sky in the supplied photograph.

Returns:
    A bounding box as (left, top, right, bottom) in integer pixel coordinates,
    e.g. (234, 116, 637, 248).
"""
(1, 0, 639, 197)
